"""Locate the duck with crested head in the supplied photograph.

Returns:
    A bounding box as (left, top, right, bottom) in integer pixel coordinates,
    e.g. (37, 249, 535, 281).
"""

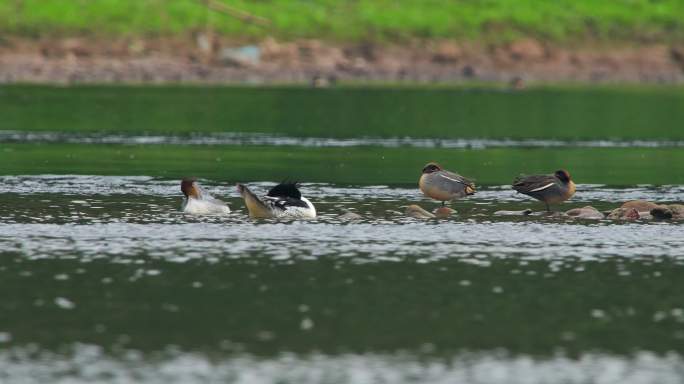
(236, 182, 316, 219)
(512, 169, 576, 212)
(419, 162, 476, 205)
(181, 178, 231, 215)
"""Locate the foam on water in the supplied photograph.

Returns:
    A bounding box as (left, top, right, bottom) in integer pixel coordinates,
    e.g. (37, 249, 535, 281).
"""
(2, 221, 683, 263)
(1, 175, 683, 383)
(2, 130, 684, 149)
(1, 346, 682, 384)
(1, 175, 684, 202)
(0, 175, 682, 263)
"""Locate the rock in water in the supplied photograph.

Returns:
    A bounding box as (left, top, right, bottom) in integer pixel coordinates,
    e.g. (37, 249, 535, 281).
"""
(621, 200, 659, 212)
(668, 204, 684, 219)
(338, 211, 363, 221)
(607, 207, 640, 220)
(565, 206, 604, 219)
(405, 205, 436, 219)
(651, 206, 673, 220)
(433, 206, 456, 218)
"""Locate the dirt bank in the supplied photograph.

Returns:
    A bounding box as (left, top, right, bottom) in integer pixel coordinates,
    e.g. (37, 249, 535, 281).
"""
(1, 36, 683, 85)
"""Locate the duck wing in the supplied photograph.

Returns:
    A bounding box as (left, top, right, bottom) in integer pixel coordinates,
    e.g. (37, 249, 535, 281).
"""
(267, 182, 302, 199)
(196, 184, 228, 206)
(512, 174, 557, 193)
(439, 170, 476, 194)
(264, 195, 310, 211)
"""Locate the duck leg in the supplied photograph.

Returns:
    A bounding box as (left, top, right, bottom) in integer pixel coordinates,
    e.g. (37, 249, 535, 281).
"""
(545, 202, 551, 213)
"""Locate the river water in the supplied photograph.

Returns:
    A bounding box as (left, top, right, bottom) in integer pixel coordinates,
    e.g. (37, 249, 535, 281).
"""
(1, 176, 683, 383)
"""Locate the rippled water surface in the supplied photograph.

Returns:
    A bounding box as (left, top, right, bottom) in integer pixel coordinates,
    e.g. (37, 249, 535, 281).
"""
(3, 84, 684, 383)
(1, 175, 683, 383)
(4, 130, 684, 148)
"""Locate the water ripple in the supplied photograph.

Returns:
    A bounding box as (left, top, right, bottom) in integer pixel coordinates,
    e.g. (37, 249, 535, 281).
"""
(0, 175, 682, 264)
(0, 345, 682, 384)
(2, 130, 684, 149)
(1, 221, 682, 263)
(1, 175, 683, 202)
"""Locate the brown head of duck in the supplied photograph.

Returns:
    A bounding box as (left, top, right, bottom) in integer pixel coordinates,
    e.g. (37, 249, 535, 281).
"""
(181, 178, 201, 199)
(554, 169, 576, 200)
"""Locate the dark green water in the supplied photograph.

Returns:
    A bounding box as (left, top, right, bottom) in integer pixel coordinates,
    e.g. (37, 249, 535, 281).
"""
(2, 85, 684, 139)
(2, 253, 683, 356)
(2, 143, 684, 185)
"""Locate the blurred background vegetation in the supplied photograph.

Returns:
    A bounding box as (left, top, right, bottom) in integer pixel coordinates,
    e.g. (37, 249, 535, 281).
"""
(1, 0, 683, 43)
(2, 0, 683, 184)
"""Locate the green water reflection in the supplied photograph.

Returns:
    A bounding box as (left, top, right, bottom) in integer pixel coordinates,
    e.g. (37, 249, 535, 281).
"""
(2, 85, 684, 139)
(1, 255, 682, 356)
(2, 143, 684, 185)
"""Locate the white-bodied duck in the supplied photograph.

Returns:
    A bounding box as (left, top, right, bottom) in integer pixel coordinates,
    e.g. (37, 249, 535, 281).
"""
(181, 177, 231, 215)
(236, 182, 316, 219)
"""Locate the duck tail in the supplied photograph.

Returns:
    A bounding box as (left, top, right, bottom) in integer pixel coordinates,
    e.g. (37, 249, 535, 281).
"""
(465, 184, 476, 195)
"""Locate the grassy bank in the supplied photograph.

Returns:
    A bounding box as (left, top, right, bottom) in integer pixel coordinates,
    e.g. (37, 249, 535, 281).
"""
(2, 85, 684, 140)
(0, 0, 683, 42)
(3, 143, 684, 185)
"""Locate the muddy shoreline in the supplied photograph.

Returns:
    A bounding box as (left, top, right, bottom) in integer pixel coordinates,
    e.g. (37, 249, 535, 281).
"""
(1, 37, 683, 85)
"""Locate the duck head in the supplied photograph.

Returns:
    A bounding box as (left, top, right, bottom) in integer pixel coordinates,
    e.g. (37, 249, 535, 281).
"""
(422, 162, 443, 174)
(554, 170, 572, 183)
(181, 178, 201, 199)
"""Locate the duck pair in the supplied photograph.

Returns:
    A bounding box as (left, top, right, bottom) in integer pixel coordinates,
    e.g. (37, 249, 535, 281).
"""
(181, 178, 316, 218)
(419, 162, 576, 212)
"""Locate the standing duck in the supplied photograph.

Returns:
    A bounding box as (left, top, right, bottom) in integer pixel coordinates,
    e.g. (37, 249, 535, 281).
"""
(181, 178, 231, 214)
(236, 182, 316, 219)
(419, 162, 475, 205)
(512, 169, 576, 212)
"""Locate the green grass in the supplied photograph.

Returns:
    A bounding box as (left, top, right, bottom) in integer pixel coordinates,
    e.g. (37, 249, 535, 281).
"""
(2, 85, 684, 140)
(0, 0, 683, 42)
(3, 143, 684, 186)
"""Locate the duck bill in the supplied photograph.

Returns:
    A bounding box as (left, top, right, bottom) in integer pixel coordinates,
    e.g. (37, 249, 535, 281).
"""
(236, 184, 273, 218)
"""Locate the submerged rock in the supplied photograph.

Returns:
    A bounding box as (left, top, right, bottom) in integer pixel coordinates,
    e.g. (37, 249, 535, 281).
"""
(650, 204, 684, 220)
(669, 204, 684, 219)
(530, 211, 564, 217)
(607, 207, 640, 220)
(493, 209, 533, 216)
(565, 206, 604, 219)
(405, 205, 436, 219)
(617, 200, 684, 221)
(651, 206, 673, 220)
(621, 200, 659, 212)
(433, 206, 456, 218)
(338, 211, 363, 221)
